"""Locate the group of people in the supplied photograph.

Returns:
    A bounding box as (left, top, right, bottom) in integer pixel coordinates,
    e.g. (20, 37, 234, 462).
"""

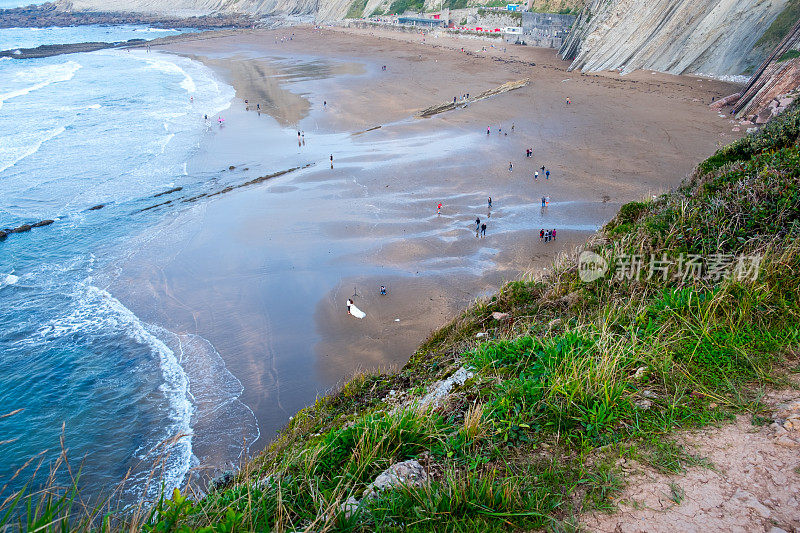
(242, 99, 262, 114)
(475, 216, 487, 237)
(487, 124, 514, 136)
(540, 228, 557, 242)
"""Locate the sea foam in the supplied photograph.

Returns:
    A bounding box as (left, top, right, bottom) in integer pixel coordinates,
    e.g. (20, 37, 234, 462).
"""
(0, 273, 20, 288)
(0, 60, 82, 111)
(23, 283, 195, 498)
(0, 125, 66, 174)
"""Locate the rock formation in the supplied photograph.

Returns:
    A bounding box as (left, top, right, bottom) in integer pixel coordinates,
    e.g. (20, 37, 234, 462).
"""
(560, 0, 793, 76)
(732, 17, 800, 122)
(58, 0, 350, 21)
(0, 2, 256, 29)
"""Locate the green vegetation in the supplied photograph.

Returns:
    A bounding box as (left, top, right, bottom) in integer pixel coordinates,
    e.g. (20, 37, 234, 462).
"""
(755, 0, 800, 52)
(3, 104, 800, 532)
(443, 0, 470, 10)
(778, 49, 800, 62)
(388, 0, 425, 14)
(345, 0, 368, 18)
(477, 6, 522, 19)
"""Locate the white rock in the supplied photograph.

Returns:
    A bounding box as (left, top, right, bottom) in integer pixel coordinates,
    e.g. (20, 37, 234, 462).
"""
(775, 435, 800, 448)
(363, 460, 427, 498)
(418, 367, 473, 410)
(338, 496, 361, 519)
(635, 398, 652, 410)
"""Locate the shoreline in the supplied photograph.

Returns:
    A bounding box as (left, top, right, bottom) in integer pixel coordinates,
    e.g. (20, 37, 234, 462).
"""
(109, 25, 745, 472)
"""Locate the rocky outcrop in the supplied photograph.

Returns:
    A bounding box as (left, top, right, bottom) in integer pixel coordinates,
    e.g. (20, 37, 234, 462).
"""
(339, 459, 429, 518)
(733, 17, 800, 120)
(57, 0, 349, 21)
(0, 2, 257, 28)
(0, 41, 141, 59)
(416, 79, 529, 118)
(0, 220, 56, 242)
(560, 0, 792, 76)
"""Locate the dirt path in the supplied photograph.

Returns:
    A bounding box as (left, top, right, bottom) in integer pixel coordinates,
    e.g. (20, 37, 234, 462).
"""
(582, 386, 800, 532)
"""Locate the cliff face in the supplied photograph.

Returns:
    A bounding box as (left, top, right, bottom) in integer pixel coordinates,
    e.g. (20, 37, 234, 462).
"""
(560, 0, 791, 76)
(61, 0, 353, 21)
(732, 17, 800, 121)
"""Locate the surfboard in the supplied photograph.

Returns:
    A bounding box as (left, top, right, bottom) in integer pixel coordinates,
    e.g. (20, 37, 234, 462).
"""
(347, 301, 366, 319)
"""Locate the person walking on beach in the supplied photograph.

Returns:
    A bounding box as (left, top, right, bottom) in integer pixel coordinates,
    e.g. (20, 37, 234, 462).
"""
(541, 196, 546, 207)
(488, 197, 492, 209)
(437, 203, 442, 215)
(546, 170, 550, 179)
(545, 196, 550, 207)
(552, 229, 557, 240)
(487, 126, 490, 135)
(540, 228, 544, 240)
(380, 285, 387, 295)
(541, 166, 546, 175)
(534, 171, 539, 180)
(508, 162, 513, 172)
(475, 217, 481, 233)
(480, 223, 487, 237)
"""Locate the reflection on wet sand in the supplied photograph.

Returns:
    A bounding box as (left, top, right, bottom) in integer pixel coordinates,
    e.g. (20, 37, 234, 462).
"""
(191, 54, 364, 126)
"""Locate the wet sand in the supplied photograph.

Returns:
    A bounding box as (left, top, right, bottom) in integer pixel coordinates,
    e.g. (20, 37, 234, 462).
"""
(109, 26, 744, 466)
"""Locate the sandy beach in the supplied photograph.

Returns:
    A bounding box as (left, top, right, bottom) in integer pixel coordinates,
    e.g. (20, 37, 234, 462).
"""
(107, 25, 743, 471)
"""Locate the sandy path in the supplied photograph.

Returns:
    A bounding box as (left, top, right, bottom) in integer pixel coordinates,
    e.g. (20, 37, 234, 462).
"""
(582, 387, 800, 533)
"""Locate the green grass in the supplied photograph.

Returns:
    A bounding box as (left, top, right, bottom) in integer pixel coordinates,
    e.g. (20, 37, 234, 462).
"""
(345, 0, 368, 18)
(388, 0, 425, 14)
(778, 49, 800, 62)
(755, 0, 800, 52)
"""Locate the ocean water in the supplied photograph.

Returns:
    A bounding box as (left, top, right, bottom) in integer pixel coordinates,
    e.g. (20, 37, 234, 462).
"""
(0, 26, 258, 503)
(0, 25, 186, 52)
(0, 0, 45, 7)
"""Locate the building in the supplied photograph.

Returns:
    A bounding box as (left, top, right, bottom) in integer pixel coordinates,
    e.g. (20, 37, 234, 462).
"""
(520, 12, 575, 49)
(397, 16, 446, 28)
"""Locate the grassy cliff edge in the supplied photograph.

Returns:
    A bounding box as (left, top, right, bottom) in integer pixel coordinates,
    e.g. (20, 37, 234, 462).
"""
(6, 104, 800, 531)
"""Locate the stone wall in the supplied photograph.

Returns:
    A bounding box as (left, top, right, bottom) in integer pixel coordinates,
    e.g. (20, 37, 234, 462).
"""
(521, 11, 573, 48)
(474, 9, 522, 30)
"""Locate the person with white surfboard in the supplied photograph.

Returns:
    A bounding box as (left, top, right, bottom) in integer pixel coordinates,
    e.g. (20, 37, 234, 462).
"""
(346, 298, 366, 319)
